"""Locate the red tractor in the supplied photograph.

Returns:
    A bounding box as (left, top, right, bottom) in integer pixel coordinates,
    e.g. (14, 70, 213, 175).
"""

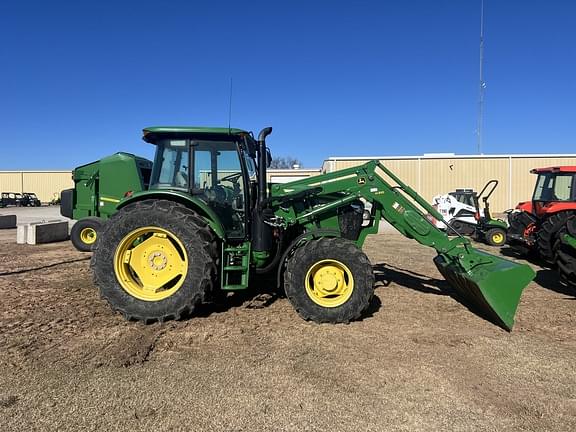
(507, 166, 576, 263)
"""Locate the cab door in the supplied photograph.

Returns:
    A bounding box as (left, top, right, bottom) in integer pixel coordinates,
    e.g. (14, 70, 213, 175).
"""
(192, 140, 249, 239)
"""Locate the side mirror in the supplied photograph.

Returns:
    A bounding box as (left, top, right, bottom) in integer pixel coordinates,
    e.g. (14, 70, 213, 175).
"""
(266, 147, 272, 168)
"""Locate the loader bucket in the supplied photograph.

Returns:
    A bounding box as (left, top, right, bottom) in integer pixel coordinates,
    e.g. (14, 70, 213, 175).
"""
(434, 250, 535, 331)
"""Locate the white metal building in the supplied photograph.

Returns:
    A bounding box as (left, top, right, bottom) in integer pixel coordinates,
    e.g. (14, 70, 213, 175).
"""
(3, 153, 576, 211)
(322, 154, 576, 212)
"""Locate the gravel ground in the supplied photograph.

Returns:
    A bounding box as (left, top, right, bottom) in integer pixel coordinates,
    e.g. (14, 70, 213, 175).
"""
(0, 229, 575, 431)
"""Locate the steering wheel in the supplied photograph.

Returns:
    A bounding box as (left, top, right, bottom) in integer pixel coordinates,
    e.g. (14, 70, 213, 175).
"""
(221, 172, 242, 184)
(203, 185, 227, 203)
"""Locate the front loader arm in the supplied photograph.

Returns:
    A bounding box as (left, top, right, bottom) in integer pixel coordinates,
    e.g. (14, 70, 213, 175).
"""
(269, 160, 535, 331)
(361, 161, 468, 255)
(270, 160, 467, 256)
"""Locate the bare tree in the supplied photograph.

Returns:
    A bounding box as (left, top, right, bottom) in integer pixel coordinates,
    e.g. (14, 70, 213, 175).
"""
(270, 156, 303, 169)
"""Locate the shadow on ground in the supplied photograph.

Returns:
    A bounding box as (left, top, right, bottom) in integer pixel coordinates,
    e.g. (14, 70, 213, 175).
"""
(193, 273, 383, 322)
(373, 263, 452, 296)
(372, 262, 514, 330)
(500, 246, 551, 267)
(194, 284, 280, 318)
(534, 269, 576, 298)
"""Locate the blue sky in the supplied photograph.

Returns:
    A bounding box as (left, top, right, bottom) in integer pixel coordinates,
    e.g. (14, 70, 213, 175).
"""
(1, 1, 575, 169)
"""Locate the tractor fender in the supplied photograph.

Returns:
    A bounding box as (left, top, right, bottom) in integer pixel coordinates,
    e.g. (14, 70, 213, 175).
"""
(276, 229, 341, 288)
(117, 190, 226, 239)
(539, 202, 576, 215)
(515, 201, 533, 213)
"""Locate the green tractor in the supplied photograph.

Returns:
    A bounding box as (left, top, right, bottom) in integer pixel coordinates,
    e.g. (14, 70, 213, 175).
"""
(91, 126, 535, 330)
(471, 180, 508, 246)
(61, 152, 152, 251)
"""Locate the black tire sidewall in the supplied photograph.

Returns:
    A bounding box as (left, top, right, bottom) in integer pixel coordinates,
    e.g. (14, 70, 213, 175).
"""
(92, 201, 214, 321)
(70, 217, 104, 252)
(285, 238, 374, 323)
(486, 227, 506, 246)
(537, 212, 575, 261)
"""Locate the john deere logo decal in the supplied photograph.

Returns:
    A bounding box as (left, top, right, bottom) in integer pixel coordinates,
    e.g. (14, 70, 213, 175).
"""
(358, 177, 366, 185)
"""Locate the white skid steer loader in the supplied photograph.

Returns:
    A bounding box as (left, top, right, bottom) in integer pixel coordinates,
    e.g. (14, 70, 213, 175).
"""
(431, 188, 484, 235)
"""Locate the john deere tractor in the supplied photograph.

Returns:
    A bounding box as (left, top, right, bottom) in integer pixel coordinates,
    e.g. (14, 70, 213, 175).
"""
(91, 126, 535, 330)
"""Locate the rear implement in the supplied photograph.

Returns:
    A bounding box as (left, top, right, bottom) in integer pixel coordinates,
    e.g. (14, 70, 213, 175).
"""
(61, 152, 152, 251)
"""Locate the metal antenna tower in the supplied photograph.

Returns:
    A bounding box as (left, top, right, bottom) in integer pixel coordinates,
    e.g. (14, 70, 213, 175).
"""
(477, 0, 485, 154)
(228, 77, 233, 132)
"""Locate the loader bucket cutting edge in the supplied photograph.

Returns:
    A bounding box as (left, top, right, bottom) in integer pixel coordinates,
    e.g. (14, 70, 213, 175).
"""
(433, 251, 535, 331)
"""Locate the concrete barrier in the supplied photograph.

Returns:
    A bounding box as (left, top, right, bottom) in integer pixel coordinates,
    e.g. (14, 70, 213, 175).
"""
(26, 221, 69, 245)
(0, 215, 17, 229)
(16, 224, 28, 244)
(16, 220, 70, 245)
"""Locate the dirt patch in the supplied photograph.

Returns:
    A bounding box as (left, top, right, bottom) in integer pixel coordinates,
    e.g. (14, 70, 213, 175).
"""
(0, 234, 575, 431)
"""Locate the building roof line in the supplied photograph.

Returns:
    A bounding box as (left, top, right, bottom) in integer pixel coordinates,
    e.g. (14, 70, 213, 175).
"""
(268, 168, 321, 172)
(327, 154, 576, 161)
(0, 170, 72, 173)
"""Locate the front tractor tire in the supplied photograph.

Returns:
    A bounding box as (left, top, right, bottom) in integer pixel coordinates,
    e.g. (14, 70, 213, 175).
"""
(485, 227, 507, 247)
(70, 217, 104, 252)
(284, 237, 375, 323)
(91, 199, 217, 323)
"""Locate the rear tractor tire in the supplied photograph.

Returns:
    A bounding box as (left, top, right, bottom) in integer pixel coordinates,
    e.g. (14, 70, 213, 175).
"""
(70, 217, 104, 252)
(557, 245, 576, 292)
(284, 237, 375, 323)
(485, 227, 507, 247)
(555, 216, 576, 293)
(91, 199, 218, 323)
(537, 211, 575, 263)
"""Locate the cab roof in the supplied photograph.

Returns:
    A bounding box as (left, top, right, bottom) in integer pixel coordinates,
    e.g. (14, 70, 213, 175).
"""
(142, 126, 251, 143)
(531, 166, 576, 174)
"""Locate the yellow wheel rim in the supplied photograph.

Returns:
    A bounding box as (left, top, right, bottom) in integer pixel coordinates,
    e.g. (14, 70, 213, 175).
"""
(80, 227, 97, 245)
(492, 232, 505, 244)
(113, 226, 188, 302)
(305, 259, 354, 308)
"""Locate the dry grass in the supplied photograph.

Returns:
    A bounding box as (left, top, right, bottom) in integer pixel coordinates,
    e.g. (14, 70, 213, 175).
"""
(0, 232, 575, 431)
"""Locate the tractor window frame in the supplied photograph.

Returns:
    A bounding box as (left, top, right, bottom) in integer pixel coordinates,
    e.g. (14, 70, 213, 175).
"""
(532, 172, 576, 202)
(190, 138, 252, 239)
(149, 136, 253, 239)
(149, 139, 190, 191)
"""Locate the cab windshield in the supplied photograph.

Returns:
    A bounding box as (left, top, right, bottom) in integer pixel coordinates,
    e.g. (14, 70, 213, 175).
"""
(451, 192, 476, 207)
(533, 173, 576, 202)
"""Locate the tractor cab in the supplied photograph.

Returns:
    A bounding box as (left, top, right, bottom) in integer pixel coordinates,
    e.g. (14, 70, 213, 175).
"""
(450, 188, 477, 207)
(143, 127, 264, 240)
(508, 166, 576, 260)
(530, 167, 576, 216)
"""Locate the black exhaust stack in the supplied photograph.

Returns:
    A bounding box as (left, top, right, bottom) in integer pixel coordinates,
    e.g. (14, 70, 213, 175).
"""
(252, 127, 273, 253)
(257, 127, 273, 204)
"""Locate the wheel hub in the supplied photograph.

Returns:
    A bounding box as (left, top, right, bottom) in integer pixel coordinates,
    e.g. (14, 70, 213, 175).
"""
(80, 227, 97, 245)
(313, 266, 342, 293)
(114, 227, 188, 301)
(148, 251, 168, 271)
(305, 260, 354, 308)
